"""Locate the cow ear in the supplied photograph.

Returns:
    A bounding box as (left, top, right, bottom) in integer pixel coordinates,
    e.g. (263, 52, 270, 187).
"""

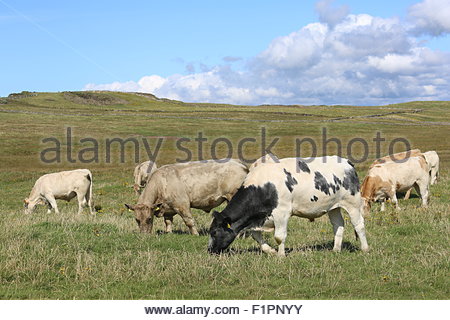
(152, 203, 162, 212)
(124, 204, 135, 211)
(223, 217, 232, 229)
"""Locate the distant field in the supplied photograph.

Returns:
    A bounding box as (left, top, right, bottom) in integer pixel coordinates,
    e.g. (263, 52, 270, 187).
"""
(0, 91, 448, 299)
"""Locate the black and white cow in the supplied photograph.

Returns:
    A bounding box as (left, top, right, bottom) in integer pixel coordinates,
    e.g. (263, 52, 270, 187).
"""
(208, 155, 369, 256)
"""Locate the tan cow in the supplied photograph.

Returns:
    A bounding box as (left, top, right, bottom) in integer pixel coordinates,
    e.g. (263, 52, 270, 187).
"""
(133, 160, 157, 195)
(370, 149, 422, 200)
(361, 156, 430, 215)
(24, 169, 94, 214)
(125, 159, 248, 235)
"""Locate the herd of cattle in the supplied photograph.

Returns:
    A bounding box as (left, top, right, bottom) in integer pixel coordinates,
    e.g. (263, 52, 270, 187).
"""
(23, 149, 439, 256)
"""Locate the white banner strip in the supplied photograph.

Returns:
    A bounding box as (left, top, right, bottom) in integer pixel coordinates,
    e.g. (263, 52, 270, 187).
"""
(0, 300, 447, 320)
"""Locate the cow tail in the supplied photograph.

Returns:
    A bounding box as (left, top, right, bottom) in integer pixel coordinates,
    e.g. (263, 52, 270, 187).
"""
(86, 171, 94, 209)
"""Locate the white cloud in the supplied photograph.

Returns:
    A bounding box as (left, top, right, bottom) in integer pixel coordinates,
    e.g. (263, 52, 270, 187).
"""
(257, 23, 327, 70)
(84, 80, 140, 92)
(84, 3, 450, 105)
(137, 75, 167, 92)
(408, 0, 450, 36)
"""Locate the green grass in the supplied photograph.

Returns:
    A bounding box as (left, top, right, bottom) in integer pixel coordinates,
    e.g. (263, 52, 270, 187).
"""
(0, 91, 449, 299)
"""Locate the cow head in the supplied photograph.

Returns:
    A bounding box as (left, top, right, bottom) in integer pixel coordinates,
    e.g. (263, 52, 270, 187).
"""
(125, 203, 154, 233)
(208, 211, 237, 254)
(23, 198, 37, 214)
(362, 197, 372, 216)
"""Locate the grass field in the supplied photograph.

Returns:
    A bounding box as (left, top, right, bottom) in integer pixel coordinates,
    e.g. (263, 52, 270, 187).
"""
(0, 91, 448, 299)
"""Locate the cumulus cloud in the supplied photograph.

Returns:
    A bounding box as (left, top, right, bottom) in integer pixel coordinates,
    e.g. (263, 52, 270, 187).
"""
(408, 0, 450, 36)
(84, 1, 450, 105)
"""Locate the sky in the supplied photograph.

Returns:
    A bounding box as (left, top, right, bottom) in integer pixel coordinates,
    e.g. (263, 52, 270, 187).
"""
(1, 0, 450, 105)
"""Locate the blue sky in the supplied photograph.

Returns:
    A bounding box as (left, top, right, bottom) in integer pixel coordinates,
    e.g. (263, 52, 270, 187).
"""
(1, 0, 449, 105)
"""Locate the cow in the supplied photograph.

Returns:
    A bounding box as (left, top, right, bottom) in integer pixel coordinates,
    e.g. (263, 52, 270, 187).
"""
(125, 159, 248, 235)
(370, 149, 422, 200)
(133, 160, 157, 195)
(370, 149, 439, 200)
(208, 155, 369, 256)
(361, 156, 430, 215)
(24, 169, 94, 215)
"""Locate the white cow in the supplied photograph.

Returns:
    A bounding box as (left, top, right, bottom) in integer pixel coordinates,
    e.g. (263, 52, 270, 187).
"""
(133, 160, 157, 195)
(361, 156, 430, 214)
(208, 155, 369, 256)
(24, 169, 94, 214)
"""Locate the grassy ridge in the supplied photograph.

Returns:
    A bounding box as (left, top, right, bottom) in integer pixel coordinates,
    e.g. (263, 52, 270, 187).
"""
(0, 91, 449, 299)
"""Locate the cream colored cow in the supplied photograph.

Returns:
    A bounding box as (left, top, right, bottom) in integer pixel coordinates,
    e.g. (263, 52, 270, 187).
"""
(24, 169, 94, 215)
(126, 159, 248, 235)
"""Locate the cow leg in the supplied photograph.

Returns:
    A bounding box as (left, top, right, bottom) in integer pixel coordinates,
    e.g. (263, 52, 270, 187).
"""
(45, 195, 59, 214)
(414, 182, 429, 207)
(432, 169, 439, 185)
(391, 193, 400, 210)
(346, 207, 369, 252)
(76, 192, 86, 214)
(45, 199, 53, 214)
(177, 208, 199, 235)
(84, 190, 94, 215)
(328, 208, 344, 252)
(272, 210, 290, 257)
(164, 214, 174, 233)
(403, 188, 412, 200)
(250, 231, 276, 254)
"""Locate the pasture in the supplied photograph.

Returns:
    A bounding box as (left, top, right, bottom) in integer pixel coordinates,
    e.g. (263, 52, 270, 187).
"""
(0, 91, 448, 299)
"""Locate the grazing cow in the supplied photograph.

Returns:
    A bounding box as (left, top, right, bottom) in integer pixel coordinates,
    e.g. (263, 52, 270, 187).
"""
(208, 155, 369, 256)
(24, 169, 94, 214)
(361, 156, 430, 215)
(133, 160, 157, 195)
(370, 149, 422, 200)
(125, 159, 248, 235)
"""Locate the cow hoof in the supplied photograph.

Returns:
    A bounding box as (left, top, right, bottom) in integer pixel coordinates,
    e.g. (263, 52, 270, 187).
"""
(261, 244, 276, 255)
(361, 246, 370, 253)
